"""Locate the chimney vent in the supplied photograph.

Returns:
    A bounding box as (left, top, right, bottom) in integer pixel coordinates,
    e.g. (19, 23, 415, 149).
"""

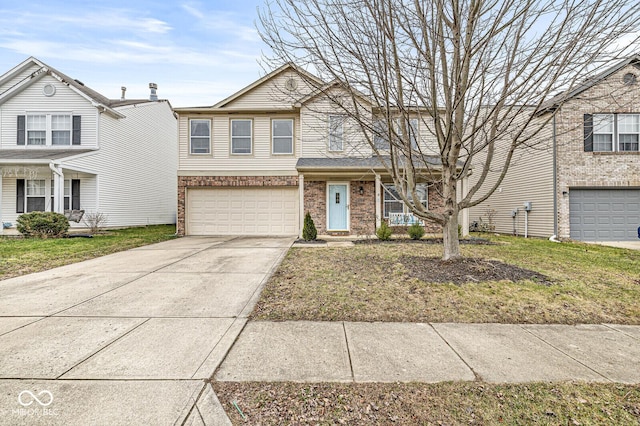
(120, 86, 126, 101)
(149, 83, 158, 101)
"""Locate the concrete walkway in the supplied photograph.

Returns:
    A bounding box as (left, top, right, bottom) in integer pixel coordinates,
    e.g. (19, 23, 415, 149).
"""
(0, 236, 293, 426)
(216, 321, 640, 384)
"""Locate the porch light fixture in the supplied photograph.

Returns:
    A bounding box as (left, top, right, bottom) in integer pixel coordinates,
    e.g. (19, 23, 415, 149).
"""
(359, 186, 364, 195)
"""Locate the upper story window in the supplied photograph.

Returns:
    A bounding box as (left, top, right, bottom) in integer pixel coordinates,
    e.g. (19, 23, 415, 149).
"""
(231, 119, 252, 154)
(190, 119, 211, 154)
(397, 118, 419, 150)
(272, 119, 294, 155)
(373, 120, 390, 150)
(18, 114, 80, 146)
(587, 113, 640, 152)
(329, 115, 344, 151)
(373, 117, 419, 150)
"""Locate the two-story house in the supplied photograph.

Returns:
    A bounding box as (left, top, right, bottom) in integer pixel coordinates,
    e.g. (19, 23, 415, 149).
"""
(175, 64, 469, 237)
(0, 57, 177, 233)
(469, 55, 640, 241)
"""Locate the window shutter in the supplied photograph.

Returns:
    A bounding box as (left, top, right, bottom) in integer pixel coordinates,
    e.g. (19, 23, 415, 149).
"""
(17, 115, 25, 145)
(72, 116, 81, 145)
(584, 114, 593, 152)
(16, 179, 25, 213)
(71, 180, 81, 210)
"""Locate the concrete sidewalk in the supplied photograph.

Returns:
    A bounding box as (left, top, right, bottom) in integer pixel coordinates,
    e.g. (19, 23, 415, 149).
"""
(216, 321, 640, 384)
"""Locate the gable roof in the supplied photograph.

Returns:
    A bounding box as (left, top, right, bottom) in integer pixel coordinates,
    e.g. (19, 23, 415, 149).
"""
(211, 63, 325, 109)
(294, 78, 372, 108)
(538, 55, 640, 113)
(0, 57, 157, 117)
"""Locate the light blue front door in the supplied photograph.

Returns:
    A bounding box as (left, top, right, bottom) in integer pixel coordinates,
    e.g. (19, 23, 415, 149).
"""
(328, 184, 348, 230)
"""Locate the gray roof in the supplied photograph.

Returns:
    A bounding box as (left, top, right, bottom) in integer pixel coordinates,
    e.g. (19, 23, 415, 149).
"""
(296, 155, 444, 170)
(0, 149, 95, 161)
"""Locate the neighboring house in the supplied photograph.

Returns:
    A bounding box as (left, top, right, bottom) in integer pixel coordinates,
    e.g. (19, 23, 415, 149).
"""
(469, 55, 640, 241)
(0, 57, 177, 234)
(175, 64, 469, 237)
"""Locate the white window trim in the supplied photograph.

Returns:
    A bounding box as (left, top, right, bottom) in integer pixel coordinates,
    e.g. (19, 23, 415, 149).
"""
(25, 179, 47, 212)
(593, 113, 640, 152)
(271, 118, 294, 155)
(328, 115, 344, 152)
(230, 119, 253, 155)
(382, 183, 429, 219)
(617, 113, 640, 152)
(26, 112, 72, 147)
(189, 119, 212, 155)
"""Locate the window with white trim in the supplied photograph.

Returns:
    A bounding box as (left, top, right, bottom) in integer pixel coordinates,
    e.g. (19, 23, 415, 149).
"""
(396, 118, 419, 150)
(383, 184, 428, 218)
(26, 113, 73, 146)
(590, 113, 640, 152)
(190, 119, 211, 154)
(329, 115, 344, 151)
(231, 119, 252, 154)
(272, 119, 293, 154)
(26, 180, 46, 212)
(373, 119, 390, 150)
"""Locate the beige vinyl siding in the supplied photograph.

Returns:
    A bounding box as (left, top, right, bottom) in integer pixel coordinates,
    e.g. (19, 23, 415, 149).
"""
(178, 114, 300, 174)
(222, 71, 317, 110)
(468, 115, 555, 237)
(0, 75, 98, 148)
(65, 101, 177, 227)
(300, 91, 373, 157)
(0, 63, 42, 93)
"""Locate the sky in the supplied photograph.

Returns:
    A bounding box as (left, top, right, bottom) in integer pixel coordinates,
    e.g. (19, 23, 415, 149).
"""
(0, 0, 271, 107)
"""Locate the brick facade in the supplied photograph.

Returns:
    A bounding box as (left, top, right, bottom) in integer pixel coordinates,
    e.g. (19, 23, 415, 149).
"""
(177, 175, 298, 236)
(555, 64, 640, 238)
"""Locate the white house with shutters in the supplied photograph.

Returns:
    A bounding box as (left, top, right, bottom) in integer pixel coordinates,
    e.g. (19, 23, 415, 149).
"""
(0, 57, 177, 233)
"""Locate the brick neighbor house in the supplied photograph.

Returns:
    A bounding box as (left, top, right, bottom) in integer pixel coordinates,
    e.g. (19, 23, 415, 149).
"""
(469, 55, 640, 241)
(174, 64, 469, 237)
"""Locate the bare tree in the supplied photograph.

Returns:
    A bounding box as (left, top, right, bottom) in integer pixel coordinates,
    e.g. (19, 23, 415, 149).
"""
(259, 0, 640, 260)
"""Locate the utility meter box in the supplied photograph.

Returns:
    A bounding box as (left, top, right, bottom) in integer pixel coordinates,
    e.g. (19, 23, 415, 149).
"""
(511, 209, 517, 218)
(523, 201, 532, 212)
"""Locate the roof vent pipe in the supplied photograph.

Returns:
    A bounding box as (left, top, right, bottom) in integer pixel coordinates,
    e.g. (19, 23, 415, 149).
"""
(149, 83, 158, 101)
(120, 86, 126, 101)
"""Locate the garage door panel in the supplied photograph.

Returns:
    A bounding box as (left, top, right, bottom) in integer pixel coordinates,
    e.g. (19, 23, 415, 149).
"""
(187, 187, 299, 236)
(570, 189, 640, 241)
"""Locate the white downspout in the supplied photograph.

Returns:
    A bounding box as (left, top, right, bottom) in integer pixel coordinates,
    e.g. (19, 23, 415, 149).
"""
(49, 162, 64, 213)
(375, 173, 381, 231)
(524, 209, 528, 239)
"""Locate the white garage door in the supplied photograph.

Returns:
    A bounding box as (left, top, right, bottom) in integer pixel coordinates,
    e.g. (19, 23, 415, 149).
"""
(187, 187, 299, 236)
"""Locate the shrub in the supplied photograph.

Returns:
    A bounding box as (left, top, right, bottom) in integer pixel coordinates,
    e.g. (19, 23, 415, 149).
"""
(408, 223, 425, 240)
(376, 221, 392, 241)
(302, 212, 317, 241)
(16, 212, 69, 238)
(83, 211, 108, 234)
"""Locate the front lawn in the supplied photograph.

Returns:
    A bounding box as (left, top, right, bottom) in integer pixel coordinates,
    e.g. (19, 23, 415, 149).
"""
(214, 381, 640, 425)
(252, 235, 640, 324)
(0, 225, 176, 280)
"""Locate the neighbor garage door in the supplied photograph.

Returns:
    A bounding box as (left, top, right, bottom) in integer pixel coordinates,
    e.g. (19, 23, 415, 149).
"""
(186, 187, 299, 236)
(569, 188, 640, 241)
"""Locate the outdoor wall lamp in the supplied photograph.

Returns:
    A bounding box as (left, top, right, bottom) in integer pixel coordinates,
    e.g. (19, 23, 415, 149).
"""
(359, 186, 364, 195)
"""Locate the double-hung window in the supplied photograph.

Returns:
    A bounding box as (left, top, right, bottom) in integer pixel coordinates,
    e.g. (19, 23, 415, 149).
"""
(373, 119, 390, 150)
(26, 180, 46, 212)
(589, 113, 640, 152)
(190, 119, 211, 154)
(231, 119, 252, 154)
(383, 184, 428, 223)
(272, 119, 294, 154)
(329, 115, 344, 151)
(396, 118, 419, 150)
(22, 113, 76, 146)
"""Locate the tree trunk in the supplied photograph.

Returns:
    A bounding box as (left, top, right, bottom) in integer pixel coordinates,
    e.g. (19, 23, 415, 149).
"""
(442, 213, 461, 261)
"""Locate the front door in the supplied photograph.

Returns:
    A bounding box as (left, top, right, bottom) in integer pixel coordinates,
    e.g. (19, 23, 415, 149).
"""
(328, 183, 349, 230)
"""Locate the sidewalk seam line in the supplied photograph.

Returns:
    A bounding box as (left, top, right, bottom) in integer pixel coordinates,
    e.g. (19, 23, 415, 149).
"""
(429, 323, 482, 382)
(518, 325, 612, 382)
(190, 318, 238, 379)
(342, 322, 355, 382)
(54, 318, 152, 379)
(601, 323, 640, 341)
(176, 382, 208, 426)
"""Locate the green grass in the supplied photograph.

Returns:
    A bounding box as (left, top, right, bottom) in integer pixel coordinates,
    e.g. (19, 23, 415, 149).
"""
(252, 235, 640, 324)
(214, 381, 640, 425)
(0, 225, 176, 280)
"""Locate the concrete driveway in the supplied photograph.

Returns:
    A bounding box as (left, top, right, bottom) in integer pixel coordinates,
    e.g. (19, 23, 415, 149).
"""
(0, 236, 293, 425)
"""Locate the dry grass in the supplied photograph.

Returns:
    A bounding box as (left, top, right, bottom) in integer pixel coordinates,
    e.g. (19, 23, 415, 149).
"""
(214, 381, 640, 425)
(251, 235, 640, 324)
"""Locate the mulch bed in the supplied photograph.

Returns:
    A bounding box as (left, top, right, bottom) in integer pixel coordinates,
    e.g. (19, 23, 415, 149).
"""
(399, 255, 552, 285)
(354, 238, 496, 245)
